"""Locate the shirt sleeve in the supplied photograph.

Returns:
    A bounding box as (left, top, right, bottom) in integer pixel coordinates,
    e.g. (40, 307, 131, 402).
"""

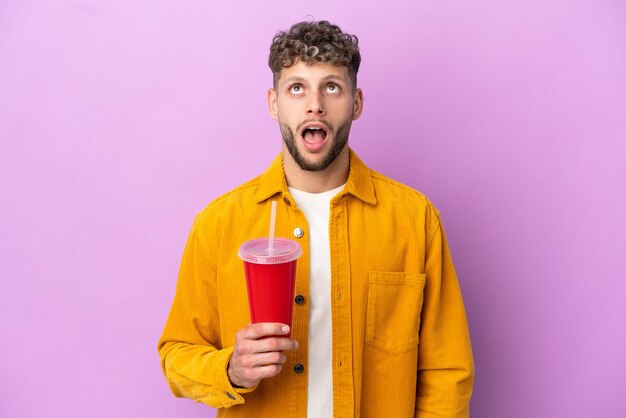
(157, 215, 255, 408)
(415, 211, 475, 417)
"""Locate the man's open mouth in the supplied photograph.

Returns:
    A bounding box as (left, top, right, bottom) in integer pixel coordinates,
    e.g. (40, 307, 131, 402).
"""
(301, 126, 328, 144)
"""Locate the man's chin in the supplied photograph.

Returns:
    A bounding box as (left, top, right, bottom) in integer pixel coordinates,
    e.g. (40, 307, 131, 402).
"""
(294, 155, 331, 172)
(292, 144, 347, 172)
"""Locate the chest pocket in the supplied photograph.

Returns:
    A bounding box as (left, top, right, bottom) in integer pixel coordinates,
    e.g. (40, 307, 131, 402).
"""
(365, 271, 427, 354)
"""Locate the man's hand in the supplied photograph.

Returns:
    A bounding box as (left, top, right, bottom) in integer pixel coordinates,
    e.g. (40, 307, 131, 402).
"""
(227, 323, 299, 389)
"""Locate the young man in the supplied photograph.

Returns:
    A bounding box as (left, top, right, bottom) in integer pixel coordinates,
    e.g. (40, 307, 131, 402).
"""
(159, 21, 474, 417)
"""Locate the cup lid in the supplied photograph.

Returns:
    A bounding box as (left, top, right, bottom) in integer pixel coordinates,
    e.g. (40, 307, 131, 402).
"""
(238, 238, 302, 264)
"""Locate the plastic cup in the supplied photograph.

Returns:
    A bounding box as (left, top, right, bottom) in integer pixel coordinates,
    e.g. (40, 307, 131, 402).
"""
(238, 237, 303, 338)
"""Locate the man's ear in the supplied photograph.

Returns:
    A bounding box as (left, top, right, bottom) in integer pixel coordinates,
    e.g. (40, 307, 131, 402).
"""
(268, 88, 278, 121)
(352, 88, 364, 121)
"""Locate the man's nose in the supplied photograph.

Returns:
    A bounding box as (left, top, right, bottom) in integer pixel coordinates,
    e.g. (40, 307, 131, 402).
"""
(306, 92, 325, 115)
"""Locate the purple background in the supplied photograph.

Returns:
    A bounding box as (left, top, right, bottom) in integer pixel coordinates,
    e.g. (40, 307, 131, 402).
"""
(1, 0, 625, 417)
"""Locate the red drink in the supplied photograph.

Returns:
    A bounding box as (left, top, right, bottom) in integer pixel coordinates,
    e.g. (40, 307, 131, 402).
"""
(239, 238, 302, 338)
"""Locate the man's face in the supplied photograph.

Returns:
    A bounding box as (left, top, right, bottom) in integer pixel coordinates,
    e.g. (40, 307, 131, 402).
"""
(268, 61, 363, 172)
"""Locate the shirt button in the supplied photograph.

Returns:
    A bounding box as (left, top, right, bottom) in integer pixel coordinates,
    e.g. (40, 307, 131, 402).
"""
(293, 227, 304, 238)
(283, 197, 291, 206)
(225, 392, 236, 400)
(294, 363, 304, 373)
(294, 294, 305, 305)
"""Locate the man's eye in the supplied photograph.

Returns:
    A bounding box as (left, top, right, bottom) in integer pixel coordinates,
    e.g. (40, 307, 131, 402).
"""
(327, 84, 340, 93)
(289, 84, 303, 94)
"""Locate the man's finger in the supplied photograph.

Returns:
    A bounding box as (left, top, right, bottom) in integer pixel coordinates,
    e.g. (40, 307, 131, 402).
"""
(249, 351, 287, 367)
(251, 337, 298, 353)
(244, 322, 290, 340)
(255, 363, 283, 380)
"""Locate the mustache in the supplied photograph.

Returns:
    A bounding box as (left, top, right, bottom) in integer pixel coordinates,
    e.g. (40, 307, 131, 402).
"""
(296, 120, 333, 134)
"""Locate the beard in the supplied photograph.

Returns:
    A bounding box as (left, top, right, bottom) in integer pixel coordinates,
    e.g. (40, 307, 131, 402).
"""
(280, 120, 352, 172)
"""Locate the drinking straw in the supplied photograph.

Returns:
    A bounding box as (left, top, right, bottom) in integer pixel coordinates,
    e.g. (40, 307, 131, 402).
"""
(267, 200, 277, 252)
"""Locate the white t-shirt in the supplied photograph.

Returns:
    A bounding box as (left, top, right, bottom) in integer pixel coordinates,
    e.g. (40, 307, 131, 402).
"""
(288, 184, 344, 418)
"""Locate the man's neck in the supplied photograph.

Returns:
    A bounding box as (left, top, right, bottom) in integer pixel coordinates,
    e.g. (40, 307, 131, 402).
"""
(282, 146, 349, 193)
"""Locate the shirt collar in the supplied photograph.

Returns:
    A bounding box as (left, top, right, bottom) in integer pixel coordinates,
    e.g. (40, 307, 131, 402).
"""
(255, 148, 377, 206)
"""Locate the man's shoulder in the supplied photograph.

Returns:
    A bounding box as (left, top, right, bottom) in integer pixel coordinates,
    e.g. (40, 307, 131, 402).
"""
(369, 169, 439, 215)
(194, 174, 264, 223)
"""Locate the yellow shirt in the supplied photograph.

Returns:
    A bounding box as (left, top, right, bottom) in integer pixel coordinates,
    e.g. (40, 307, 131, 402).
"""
(158, 149, 474, 417)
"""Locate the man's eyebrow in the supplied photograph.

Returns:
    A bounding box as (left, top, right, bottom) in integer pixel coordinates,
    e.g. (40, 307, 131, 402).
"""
(281, 74, 349, 86)
(281, 76, 306, 85)
(321, 74, 348, 83)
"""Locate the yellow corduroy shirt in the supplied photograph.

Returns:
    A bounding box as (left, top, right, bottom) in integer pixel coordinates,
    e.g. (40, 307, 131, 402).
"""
(158, 149, 474, 418)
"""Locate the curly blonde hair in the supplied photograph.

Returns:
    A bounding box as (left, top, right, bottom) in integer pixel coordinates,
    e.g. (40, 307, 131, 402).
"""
(269, 20, 361, 88)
